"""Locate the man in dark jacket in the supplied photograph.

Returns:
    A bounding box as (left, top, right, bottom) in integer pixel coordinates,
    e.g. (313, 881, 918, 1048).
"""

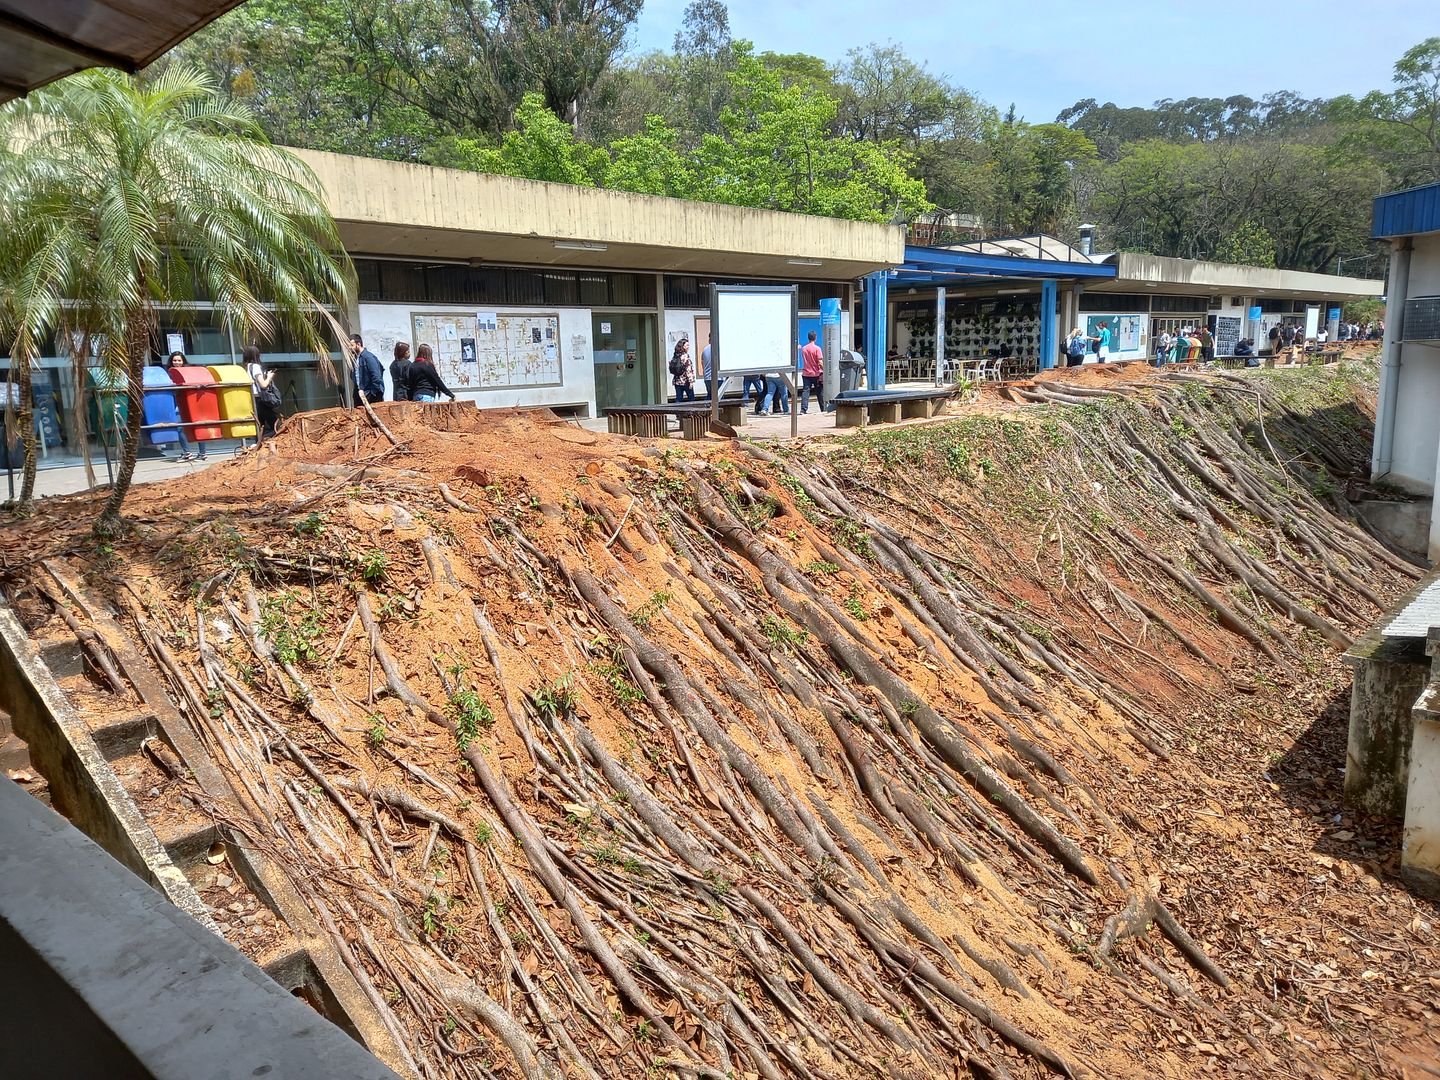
(351, 334, 385, 403)
(390, 343, 413, 401)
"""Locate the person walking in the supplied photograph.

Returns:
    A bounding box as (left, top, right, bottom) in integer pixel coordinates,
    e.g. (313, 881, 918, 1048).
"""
(351, 334, 384, 404)
(799, 330, 825, 413)
(407, 344, 456, 403)
(245, 344, 281, 438)
(390, 342, 413, 402)
(669, 338, 696, 402)
(1153, 329, 1172, 366)
(164, 351, 207, 461)
(758, 371, 790, 415)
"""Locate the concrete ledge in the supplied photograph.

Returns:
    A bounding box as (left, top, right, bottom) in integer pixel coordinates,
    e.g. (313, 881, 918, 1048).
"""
(0, 605, 213, 926)
(0, 777, 400, 1080)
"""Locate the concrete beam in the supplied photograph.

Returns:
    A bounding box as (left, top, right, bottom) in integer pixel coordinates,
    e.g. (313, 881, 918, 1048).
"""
(0, 778, 401, 1080)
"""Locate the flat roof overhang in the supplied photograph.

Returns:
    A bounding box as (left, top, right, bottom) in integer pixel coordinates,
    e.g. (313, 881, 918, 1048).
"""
(0, 0, 246, 102)
(1373, 181, 1440, 240)
(1098, 252, 1383, 302)
(293, 148, 905, 284)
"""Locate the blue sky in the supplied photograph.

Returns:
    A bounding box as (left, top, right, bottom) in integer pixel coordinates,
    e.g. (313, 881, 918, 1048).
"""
(630, 0, 1434, 121)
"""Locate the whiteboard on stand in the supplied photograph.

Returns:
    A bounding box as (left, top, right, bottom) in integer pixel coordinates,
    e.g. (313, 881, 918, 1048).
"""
(711, 285, 798, 376)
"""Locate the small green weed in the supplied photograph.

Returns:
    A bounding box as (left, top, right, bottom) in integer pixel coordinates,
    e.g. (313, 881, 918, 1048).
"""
(449, 690, 495, 750)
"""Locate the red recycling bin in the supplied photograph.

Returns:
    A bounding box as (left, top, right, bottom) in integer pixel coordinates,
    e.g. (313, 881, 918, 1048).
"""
(170, 366, 224, 442)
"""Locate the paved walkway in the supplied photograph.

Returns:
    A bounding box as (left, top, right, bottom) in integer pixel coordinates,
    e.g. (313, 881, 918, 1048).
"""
(13, 453, 223, 501)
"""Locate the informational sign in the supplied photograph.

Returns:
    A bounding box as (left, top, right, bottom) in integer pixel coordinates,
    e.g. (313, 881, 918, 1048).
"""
(1248, 306, 1263, 321)
(599, 321, 612, 335)
(166, 333, 186, 356)
(1304, 306, 1320, 341)
(1213, 315, 1242, 357)
(1085, 314, 1145, 356)
(820, 297, 843, 392)
(412, 311, 563, 389)
(1328, 308, 1341, 321)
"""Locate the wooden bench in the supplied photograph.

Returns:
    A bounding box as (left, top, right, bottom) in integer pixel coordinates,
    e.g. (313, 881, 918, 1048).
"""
(605, 400, 748, 440)
(831, 388, 958, 430)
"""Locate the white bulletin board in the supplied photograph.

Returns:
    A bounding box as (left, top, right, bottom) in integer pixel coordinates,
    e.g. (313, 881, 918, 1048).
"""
(711, 285, 798, 376)
(411, 311, 563, 390)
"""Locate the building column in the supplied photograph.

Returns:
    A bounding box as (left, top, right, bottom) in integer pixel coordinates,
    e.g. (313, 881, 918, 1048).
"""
(933, 286, 946, 386)
(1039, 279, 1058, 371)
(1374, 239, 1413, 479)
(654, 273, 668, 401)
(1060, 286, 1078, 344)
(862, 271, 889, 389)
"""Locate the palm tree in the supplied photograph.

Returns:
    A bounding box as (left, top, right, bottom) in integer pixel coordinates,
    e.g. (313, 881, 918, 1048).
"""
(0, 67, 353, 532)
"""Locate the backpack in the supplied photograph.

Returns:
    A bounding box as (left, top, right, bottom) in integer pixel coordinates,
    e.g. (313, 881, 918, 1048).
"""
(1067, 334, 1087, 357)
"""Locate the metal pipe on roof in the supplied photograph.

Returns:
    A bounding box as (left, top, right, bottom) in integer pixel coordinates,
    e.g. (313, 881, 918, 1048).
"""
(1373, 238, 1411, 480)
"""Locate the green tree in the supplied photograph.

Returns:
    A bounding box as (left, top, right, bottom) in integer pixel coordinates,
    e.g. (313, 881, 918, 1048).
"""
(981, 113, 1097, 236)
(447, 93, 610, 184)
(1357, 36, 1440, 184)
(688, 47, 929, 222)
(1214, 221, 1276, 267)
(0, 68, 353, 531)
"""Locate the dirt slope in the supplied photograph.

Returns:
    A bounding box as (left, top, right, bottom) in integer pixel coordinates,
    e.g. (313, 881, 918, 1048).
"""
(3, 360, 1437, 1080)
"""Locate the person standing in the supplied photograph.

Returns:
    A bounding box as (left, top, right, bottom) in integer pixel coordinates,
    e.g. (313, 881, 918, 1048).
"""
(1065, 328, 1088, 367)
(390, 342, 413, 402)
(351, 334, 384, 404)
(799, 331, 825, 414)
(165, 351, 207, 461)
(1198, 324, 1215, 363)
(1092, 321, 1111, 363)
(407, 344, 456, 403)
(245, 344, 281, 438)
(669, 338, 696, 402)
(700, 335, 714, 399)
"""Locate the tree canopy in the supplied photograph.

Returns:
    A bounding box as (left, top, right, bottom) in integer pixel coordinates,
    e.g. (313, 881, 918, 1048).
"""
(164, 3, 1437, 260)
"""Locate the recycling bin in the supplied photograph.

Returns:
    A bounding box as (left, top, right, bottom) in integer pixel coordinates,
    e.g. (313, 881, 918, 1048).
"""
(207, 364, 258, 438)
(142, 365, 182, 445)
(86, 367, 129, 444)
(170, 365, 224, 442)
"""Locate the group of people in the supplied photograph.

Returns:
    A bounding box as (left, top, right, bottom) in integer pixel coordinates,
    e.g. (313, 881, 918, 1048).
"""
(1337, 321, 1382, 341)
(159, 344, 280, 460)
(351, 335, 456, 404)
(1153, 326, 1216, 364)
(1063, 322, 1121, 366)
(669, 330, 830, 416)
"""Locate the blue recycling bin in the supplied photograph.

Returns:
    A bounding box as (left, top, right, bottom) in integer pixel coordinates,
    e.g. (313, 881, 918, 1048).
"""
(142, 365, 182, 445)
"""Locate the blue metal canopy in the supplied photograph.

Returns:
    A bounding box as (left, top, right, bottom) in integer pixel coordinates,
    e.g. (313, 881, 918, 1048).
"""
(1373, 182, 1440, 240)
(898, 244, 1118, 285)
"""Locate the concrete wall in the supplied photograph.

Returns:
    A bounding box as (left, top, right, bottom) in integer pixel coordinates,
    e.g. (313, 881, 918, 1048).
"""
(1387, 236, 1440, 535)
(0, 778, 400, 1080)
(359, 302, 596, 412)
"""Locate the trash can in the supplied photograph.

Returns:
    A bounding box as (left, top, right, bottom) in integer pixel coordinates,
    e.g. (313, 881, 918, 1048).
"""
(142, 365, 182, 446)
(207, 364, 258, 438)
(839, 350, 865, 393)
(170, 365, 224, 442)
(86, 367, 129, 445)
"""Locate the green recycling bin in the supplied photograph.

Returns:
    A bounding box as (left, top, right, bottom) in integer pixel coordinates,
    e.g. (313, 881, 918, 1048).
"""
(86, 367, 129, 445)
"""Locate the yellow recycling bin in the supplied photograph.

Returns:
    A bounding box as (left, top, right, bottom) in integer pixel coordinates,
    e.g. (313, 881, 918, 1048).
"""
(207, 365, 258, 438)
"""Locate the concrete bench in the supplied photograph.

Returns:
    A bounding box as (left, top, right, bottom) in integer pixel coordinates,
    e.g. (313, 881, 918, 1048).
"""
(831, 388, 957, 430)
(605, 400, 747, 440)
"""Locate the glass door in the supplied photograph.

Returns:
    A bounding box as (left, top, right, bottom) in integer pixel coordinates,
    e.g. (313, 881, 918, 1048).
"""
(592, 313, 657, 414)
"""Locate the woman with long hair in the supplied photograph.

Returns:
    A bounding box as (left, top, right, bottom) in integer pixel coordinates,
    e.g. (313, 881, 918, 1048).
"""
(669, 337, 695, 402)
(165, 351, 207, 461)
(406, 343, 456, 403)
(245, 344, 281, 438)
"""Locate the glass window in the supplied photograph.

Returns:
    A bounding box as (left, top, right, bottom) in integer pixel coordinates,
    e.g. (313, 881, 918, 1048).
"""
(1081, 292, 1150, 312)
(356, 259, 383, 301)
